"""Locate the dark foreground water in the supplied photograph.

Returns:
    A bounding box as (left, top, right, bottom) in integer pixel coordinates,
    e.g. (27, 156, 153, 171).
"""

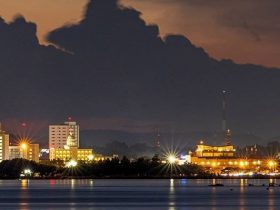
(0, 179, 279, 210)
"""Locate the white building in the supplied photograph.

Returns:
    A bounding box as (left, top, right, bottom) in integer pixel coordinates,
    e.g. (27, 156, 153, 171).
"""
(49, 121, 79, 149)
(0, 125, 9, 162)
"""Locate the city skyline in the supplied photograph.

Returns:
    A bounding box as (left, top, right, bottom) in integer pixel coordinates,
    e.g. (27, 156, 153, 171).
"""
(1, 1, 280, 209)
(0, 0, 280, 143)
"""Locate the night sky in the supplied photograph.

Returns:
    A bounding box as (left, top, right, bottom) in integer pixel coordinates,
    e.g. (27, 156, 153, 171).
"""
(0, 0, 280, 145)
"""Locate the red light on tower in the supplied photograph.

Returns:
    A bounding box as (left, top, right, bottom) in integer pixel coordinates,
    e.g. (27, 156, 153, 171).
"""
(21, 122, 27, 127)
(68, 116, 72, 121)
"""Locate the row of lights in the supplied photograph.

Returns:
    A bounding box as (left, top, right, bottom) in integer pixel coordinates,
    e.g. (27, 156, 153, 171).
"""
(199, 160, 276, 168)
(66, 155, 95, 168)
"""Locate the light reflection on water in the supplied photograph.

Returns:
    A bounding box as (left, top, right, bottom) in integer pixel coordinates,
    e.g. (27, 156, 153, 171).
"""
(168, 179, 175, 210)
(0, 179, 278, 209)
(239, 179, 245, 210)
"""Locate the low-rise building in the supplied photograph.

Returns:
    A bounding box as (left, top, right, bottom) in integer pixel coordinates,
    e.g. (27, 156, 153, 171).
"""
(49, 147, 93, 162)
(194, 140, 235, 158)
(9, 143, 40, 162)
(190, 140, 272, 174)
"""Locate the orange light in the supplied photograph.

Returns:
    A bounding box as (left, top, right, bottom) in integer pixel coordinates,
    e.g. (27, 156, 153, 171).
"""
(268, 160, 276, 167)
(21, 143, 27, 149)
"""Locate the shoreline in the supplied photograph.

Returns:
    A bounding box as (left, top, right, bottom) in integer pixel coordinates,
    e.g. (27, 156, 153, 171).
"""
(7, 176, 280, 180)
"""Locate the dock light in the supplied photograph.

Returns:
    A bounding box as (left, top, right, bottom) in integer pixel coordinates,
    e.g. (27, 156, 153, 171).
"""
(24, 169, 32, 175)
(66, 160, 77, 168)
(168, 155, 176, 164)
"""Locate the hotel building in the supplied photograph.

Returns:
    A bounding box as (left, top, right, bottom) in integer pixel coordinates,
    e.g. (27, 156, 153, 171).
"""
(49, 120, 93, 162)
(49, 121, 79, 149)
(190, 140, 268, 174)
(49, 147, 93, 162)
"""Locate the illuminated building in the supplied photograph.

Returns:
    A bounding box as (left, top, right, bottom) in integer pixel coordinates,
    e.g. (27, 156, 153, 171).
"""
(189, 92, 277, 175)
(9, 143, 40, 162)
(190, 140, 276, 175)
(49, 120, 93, 162)
(191, 156, 262, 169)
(0, 124, 9, 162)
(92, 154, 118, 161)
(49, 120, 79, 149)
(194, 140, 235, 158)
(49, 147, 93, 162)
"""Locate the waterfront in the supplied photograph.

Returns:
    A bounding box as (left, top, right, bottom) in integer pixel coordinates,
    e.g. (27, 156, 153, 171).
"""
(0, 179, 279, 209)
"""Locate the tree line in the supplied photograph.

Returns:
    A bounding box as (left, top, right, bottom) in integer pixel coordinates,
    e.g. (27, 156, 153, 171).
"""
(0, 157, 211, 179)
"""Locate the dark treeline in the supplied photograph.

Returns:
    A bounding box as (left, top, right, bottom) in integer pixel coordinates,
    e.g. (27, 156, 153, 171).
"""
(0, 157, 211, 179)
(65, 156, 210, 178)
(0, 159, 56, 178)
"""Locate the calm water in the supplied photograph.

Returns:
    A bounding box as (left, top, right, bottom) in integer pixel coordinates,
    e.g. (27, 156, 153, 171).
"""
(0, 179, 279, 209)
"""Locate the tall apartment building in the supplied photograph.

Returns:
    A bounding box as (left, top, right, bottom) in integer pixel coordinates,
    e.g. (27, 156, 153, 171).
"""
(49, 121, 79, 149)
(0, 124, 9, 162)
(49, 120, 94, 162)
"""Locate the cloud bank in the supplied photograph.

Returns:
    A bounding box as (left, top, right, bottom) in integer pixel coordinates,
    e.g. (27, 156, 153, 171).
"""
(0, 0, 280, 142)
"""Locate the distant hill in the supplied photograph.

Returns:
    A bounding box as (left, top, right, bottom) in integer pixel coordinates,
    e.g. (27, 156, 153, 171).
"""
(80, 129, 265, 148)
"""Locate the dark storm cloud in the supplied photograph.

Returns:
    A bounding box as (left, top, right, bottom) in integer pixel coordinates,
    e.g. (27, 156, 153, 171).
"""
(123, 0, 280, 67)
(1, 0, 280, 144)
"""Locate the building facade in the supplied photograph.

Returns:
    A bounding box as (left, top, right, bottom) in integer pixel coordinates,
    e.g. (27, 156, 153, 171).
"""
(49, 121, 79, 149)
(49, 147, 93, 162)
(194, 140, 235, 158)
(190, 140, 273, 175)
(49, 120, 93, 162)
(0, 128, 9, 162)
(9, 143, 40, 162)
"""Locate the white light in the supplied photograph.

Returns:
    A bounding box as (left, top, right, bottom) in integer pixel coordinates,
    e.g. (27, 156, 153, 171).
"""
(88, 155, 94, 161)
(168, 155, 176, 164)
(66, 160, 77, 168)
(24, 169, 32, 175)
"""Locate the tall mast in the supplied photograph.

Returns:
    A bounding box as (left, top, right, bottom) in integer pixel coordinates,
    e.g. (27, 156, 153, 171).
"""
(222, 90, 232, 146)
(222, 90, 227, 132)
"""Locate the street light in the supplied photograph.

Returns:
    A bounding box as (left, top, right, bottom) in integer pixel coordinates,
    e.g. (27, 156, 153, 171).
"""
(66, 160, 78, 168)
(167, 154, 177, 178)
(268, 160, 277, 172)
(20, 142, 28, 159)
(21, 143, 27, 150)
(168, 155, 176, 164)
(268, 161, 275, 167)
(24, 169, 32, 176)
